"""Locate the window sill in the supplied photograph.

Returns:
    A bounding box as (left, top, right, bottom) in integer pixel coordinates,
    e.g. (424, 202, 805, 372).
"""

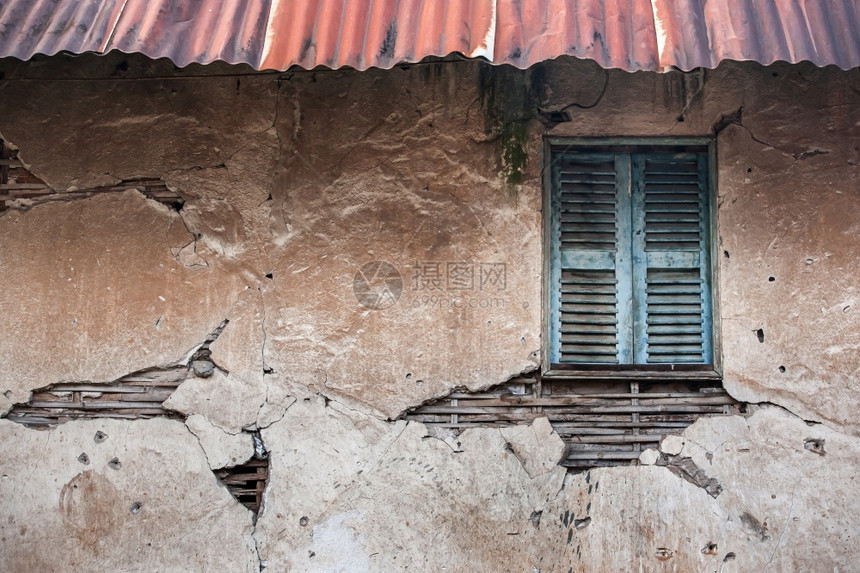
(543, 364, 722, 381)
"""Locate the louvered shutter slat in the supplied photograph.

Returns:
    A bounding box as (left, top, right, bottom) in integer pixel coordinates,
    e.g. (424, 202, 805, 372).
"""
(550, 155, 633, 364)
(632, 154, 712, 364)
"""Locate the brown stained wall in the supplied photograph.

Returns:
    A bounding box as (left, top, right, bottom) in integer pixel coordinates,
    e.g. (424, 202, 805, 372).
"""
(0, 52, 859, 571)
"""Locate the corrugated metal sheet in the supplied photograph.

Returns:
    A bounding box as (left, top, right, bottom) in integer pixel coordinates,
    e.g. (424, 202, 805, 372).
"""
(0, 0, 857, 71)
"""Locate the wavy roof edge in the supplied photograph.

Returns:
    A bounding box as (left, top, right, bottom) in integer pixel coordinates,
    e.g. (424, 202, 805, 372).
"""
(0, 0, 857, 73)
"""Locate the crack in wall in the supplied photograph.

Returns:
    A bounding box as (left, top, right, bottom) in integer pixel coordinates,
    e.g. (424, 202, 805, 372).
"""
(713, 106, 834, 162)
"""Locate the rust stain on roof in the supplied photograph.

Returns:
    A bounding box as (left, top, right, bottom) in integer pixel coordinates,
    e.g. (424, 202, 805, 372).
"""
(0, 0, 857, 71)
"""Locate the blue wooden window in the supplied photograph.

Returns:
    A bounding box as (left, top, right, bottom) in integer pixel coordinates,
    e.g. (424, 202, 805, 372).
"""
(549, 147, 713, 366)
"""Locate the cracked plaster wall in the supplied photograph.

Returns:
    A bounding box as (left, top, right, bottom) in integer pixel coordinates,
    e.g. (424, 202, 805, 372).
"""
(0, 52, 858, 571)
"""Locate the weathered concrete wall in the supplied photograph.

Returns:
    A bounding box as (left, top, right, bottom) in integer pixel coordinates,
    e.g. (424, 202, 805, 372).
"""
(0, 52, 858, 571)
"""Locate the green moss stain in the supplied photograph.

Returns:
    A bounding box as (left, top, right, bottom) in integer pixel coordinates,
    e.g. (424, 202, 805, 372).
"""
(478, 63, 546, 186)
(501, 121, 529, 185)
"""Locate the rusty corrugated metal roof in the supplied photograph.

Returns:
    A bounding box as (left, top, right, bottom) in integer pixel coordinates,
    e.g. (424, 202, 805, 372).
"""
(0, 0, 857, 71)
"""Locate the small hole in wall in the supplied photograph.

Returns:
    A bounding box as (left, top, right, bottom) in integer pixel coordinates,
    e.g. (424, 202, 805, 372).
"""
(779, 365, 786, 373)
(756, 329, 765, 343)
(676, 115, 685, 122)
(723, 251, 730, 259)
(265, 273, 273, 279)
(768, 276, 776, 282)
(701, 542, 718, 555)
(130, 502, 143, 514)
(405, 373, 412, 380)
(299, 516, 309, 526)
(747, 167, 753, 173)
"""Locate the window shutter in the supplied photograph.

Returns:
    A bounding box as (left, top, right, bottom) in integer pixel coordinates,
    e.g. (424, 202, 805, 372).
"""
(631, 153, 713, 364)
(550, 154, 633, 364)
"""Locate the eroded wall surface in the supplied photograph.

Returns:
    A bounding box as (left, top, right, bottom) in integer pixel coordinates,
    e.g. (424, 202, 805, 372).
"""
(0, 53, 858, 571)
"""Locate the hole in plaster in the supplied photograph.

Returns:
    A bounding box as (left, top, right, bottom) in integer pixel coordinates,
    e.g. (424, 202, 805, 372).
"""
(94, 431, 108, 444)
(702, 542, 718, 555)
(804, 438, 825, 456)
(309, 552, 316, 559)
(779, 365, 786, 373)
(130, 502, 143, 514)
(299, 516, 309, 526)
(768, 276, 776, 282)
(215, 433, 269, 516)
(756, 329, 765, 343)
(405, 373, 412, 380)
(723, 251, 730, 259)
(843, 305, 851, 313)
(724, 552, 736, 561)
(215, 458, 269, 515)
(3, 390, 11, 399)
(747, 167, 753, 173)
(108, 457, 122, 470)
(676, 115, 685, 122)
(77, 453, 90, 465)
(529, 510, 542, 528)
(574, 517, 591, 529)
(265, 273, 274, 279)
(655, 548, 674, 561)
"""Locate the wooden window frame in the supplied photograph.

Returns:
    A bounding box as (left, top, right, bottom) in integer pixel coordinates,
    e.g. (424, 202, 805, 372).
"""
(542, 137, 722, 380)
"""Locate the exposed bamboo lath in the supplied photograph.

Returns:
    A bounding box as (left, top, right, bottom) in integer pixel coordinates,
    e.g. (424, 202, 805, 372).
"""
(0, 141, 183, 212)
(406, 374, 740, 470)
(5, 366, 189, 427)
(214, 459, 269, 514)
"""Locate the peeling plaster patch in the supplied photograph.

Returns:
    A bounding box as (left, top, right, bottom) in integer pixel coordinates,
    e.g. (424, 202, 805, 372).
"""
(256, 402, 567, 570)
(662, 454, 723, 498)
(4, 320, 230, 428)
(0, 418, 257, 572)
(0, 190, 247, 406)
(499, 417, 565, 478)
(740, 511, 770, 541)
(164, 369, 267, 435)
(185, 413, 254, 470)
